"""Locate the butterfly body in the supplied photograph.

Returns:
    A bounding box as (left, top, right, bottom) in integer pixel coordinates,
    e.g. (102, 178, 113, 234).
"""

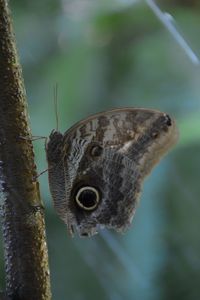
(46, 108, 178, 237)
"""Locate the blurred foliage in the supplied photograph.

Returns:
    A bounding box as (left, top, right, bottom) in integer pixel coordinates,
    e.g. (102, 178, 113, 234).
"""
(0, 0, 200, 299)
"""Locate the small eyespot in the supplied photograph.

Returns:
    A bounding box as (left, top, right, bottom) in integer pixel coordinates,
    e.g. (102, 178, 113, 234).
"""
(90, 145, 103, 157)
(75, 186, 100, 211)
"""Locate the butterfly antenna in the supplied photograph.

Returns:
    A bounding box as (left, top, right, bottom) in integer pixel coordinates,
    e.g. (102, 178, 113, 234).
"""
(54, 83, 59, 131)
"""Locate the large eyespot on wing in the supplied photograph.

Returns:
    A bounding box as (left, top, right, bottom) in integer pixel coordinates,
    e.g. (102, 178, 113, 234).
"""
(75, 186, 100, 211)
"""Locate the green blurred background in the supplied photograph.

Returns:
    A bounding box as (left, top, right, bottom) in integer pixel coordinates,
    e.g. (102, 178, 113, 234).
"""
(1, 0, 200, 299)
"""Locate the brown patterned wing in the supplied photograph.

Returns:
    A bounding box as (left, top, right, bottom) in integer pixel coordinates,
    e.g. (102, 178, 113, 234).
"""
(46, 108, 178, 237)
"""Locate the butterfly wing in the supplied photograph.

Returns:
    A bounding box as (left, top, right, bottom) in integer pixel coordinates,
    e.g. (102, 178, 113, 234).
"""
(46, 108, 178, 236)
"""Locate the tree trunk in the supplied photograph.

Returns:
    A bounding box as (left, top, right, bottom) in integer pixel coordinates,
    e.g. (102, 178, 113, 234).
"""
(0, 0, 51, 299)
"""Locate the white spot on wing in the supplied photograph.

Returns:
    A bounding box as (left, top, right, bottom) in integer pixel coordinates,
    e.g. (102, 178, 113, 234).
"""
(118, 140, 133, 154)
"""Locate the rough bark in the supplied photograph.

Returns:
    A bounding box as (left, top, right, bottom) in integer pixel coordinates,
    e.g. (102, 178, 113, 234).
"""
(0, 0, 51, 299)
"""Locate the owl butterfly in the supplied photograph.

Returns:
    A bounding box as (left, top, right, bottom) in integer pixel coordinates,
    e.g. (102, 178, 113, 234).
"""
(46, 108, 178, 237)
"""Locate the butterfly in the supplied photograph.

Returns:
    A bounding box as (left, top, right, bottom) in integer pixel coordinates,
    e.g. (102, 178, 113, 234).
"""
(46, 108, 178, 237)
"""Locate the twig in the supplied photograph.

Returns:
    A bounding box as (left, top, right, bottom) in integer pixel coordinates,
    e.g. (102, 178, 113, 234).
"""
(145, 0, 200, 65)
